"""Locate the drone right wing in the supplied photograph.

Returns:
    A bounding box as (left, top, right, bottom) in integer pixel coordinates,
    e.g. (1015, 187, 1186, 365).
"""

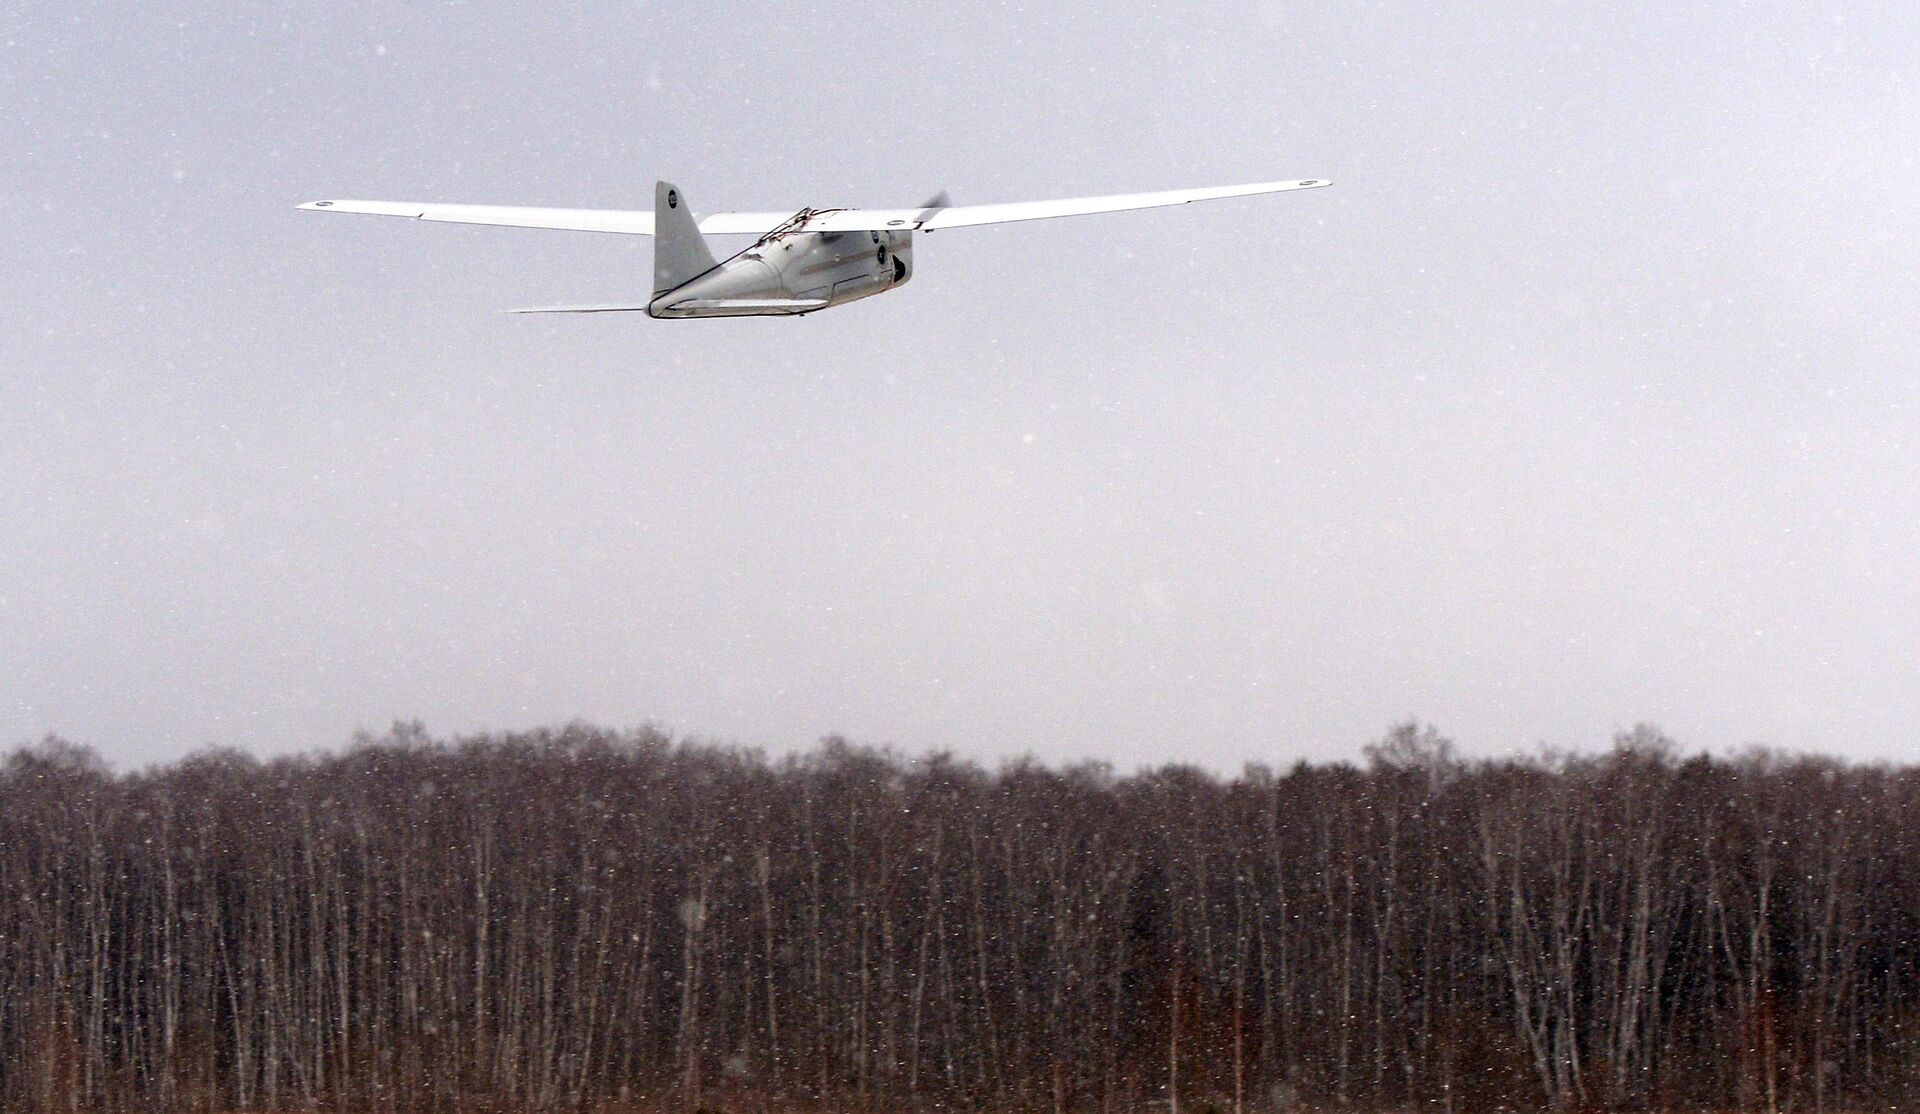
(793, 178, 1332, 232)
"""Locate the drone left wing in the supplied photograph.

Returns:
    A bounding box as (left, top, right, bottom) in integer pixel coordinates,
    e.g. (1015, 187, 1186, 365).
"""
(295, 199, 794, 236)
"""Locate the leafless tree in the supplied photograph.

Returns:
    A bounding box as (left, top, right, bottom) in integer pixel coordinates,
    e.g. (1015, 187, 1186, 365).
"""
(5, 723, 1920, 1112)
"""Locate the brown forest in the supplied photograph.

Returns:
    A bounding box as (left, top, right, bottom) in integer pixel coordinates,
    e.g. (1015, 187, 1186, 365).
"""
(4, 723, 1918, 1113)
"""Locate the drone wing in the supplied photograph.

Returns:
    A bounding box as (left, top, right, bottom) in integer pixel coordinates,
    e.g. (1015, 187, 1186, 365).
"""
(295, 199, 793, 236)
(796, 178, 1331, 232)
(297, 179, 1328, 236)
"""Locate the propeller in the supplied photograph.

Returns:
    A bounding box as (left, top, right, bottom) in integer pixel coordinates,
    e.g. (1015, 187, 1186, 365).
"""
(914, 190, 951, 227)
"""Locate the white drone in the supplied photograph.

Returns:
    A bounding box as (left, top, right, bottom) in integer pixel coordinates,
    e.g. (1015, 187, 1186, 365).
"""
(300, 177, 1329, 319)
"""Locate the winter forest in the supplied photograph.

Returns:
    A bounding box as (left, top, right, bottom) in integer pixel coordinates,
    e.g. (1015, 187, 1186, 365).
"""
(4, 725, 1918, 1114)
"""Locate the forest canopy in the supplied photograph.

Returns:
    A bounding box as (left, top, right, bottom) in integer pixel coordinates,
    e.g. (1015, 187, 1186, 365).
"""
(4, 724, 1917, 1113)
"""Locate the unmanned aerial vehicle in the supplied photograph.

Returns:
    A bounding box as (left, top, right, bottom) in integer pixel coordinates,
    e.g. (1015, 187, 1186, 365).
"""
(299, 178, 1329, 318)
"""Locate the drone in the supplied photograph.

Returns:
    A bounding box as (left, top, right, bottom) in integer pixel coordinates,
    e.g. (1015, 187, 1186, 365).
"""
(299, 177, 1329, 319)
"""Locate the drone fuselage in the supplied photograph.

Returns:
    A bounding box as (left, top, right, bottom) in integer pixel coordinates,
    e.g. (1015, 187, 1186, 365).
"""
(649, 227, 913, 318)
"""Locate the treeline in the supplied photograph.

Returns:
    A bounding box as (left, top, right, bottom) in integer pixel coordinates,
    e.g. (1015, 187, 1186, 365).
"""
(4, 725, 1920, 1113)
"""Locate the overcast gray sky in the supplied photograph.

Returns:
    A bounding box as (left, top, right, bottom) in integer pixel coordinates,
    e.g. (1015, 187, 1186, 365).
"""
(4, 1, 1918, 770)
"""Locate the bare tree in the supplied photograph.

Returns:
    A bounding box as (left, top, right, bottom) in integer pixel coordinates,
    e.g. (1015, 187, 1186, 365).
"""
(5, 725, 1920, 1112)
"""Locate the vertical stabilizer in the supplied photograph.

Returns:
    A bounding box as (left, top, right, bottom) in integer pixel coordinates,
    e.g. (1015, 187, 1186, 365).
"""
(653, 181, 718, 296)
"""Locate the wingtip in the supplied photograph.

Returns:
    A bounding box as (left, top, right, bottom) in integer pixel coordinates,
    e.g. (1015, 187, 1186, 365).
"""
(297, 200, 337, 211)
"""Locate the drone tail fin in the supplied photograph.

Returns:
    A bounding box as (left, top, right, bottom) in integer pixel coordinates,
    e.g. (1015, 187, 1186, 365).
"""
(652, 181, 719, 296)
